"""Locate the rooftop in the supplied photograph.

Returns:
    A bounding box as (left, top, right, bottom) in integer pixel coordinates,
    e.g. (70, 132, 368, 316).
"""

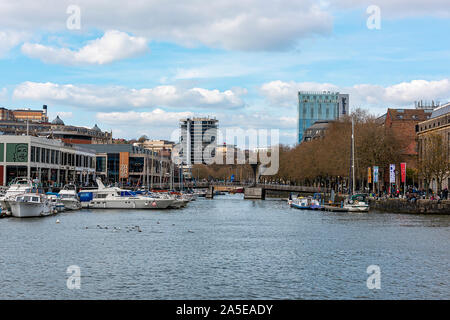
(430, 102, 450, 119)
(386, 108, 430, 122)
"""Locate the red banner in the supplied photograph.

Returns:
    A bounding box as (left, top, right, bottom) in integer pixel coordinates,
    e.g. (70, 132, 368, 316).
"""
(401, 163, 406, 183)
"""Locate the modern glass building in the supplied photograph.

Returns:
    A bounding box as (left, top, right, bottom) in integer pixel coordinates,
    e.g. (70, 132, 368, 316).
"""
(297, 91, 349, 143)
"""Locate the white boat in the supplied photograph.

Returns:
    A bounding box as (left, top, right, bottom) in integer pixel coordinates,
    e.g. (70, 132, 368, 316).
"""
(58, 184, 81, 210)
(0, 178, 34, 214)
(9, 193, 56, 218)
(289, 196, 311, 210)
(343, 194, 369, 212)
(46, 193, 65, 212)
(79, 178, 174, 209)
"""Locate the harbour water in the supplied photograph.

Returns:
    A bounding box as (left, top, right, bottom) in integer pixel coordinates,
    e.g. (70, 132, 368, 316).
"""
(0, 194, 449, 299)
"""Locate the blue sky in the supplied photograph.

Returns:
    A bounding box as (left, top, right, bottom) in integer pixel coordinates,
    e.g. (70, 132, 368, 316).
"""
(0, 0, 449, 144)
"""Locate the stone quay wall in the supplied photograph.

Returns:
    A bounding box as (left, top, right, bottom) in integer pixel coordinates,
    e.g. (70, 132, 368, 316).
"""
(370, 198, 450, 215)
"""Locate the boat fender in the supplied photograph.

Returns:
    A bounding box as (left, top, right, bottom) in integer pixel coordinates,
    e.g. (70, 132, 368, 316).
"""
(355, 200, 359, 204)
(152, 201, 157, 207)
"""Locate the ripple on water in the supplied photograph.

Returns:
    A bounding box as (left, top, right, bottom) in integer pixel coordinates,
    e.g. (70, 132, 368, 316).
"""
(0, 194, 449, 299)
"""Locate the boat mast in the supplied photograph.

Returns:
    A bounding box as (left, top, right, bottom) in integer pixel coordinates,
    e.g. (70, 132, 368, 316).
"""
(351, 116, 356, 195)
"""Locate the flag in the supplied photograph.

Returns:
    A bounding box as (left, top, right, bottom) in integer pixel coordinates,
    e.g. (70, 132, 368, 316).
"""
(373, 166, 379, 183)
(401, 163, 406, 183)
(368, 167, 372, 183)
(389, 164, 396, 184)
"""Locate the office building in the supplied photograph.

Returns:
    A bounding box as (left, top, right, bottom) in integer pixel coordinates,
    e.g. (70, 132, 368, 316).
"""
(179, 117, 218, 166)
(81, 144, 172, 186)
(297, 91, 349, 143)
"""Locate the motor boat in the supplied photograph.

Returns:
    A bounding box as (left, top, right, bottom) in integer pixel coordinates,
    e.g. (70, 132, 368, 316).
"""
(309, 193, 324, 210)
(46, 193, 65, 212)
(58, 184, 82, 210)
(9, 193, 56, 218)
(194, 189, 207, 197)
(0, 178, 35, 214)
(290, 197, 310, 210)
(79, 178, 174, 209)
(343, 194, 369, 212)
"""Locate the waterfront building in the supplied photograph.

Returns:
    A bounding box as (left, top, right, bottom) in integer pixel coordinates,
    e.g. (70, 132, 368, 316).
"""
(215, 143, 237, 157)
(80, 144, 173, 186)
(0, 106, 112, 144)
(302, 120, 331, 142)
(416, 102, 450, 191)
(378, 108, 432, 169)
(0, 135, 96, 186)
(179, 117, 218, 166)
(134, 139, 175, 157)
(0, 105, 48, 122)
(297, 91, 349, 143)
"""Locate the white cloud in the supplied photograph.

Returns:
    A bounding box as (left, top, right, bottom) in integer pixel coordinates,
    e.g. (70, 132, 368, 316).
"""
(330, 0, 450, 18)
(0, 30, 29, 57)
(260, 79, 450, 111)
(97, 109, 193, 127)
(96, 108, 296, 141)
(0, 0, 332, 51)
(12, 82, 246, 110)
(21, 30, 148, 65)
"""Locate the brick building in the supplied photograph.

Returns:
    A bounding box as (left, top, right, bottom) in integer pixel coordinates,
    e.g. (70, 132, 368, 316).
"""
(379, 108, 432, 169)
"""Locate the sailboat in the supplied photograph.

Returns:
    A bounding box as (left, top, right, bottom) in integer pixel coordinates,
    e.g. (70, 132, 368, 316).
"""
(343, 116, 370, 212)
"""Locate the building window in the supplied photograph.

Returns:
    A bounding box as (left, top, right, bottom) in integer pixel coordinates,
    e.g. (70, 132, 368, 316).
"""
(31, 146, 36, 162)
(129, 157, 144, 173)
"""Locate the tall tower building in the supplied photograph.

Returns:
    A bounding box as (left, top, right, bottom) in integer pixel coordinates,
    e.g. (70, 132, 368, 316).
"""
(179, 117, 218, 166)
(297, 91, 349, 143)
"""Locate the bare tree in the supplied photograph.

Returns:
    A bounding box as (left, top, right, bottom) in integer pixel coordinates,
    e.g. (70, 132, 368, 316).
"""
(419, 133, 449, 193)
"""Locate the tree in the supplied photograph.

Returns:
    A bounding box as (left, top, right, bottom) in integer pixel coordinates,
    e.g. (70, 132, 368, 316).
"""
(419, 133, 450, 193)
(138, 135, 148, 143)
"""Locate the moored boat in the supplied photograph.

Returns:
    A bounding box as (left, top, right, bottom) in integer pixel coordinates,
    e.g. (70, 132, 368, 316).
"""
(59, 184, 82, 210)
(9, 193, 56, 218)
(0, 178, 34, 214)
(79, 179, 174, 209)
(290, 197, 310, 210)
(46, 193, 65, 212)
(343, 194, 369, 212)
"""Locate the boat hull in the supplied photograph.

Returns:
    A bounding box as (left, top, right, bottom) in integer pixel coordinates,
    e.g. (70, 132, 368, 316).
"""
(61, 199, 82, 210)
(345, 205, 369, 212)
(81, 198, 174, 209)
(290, 202, 310, 210)
(9, 201, 54, 218)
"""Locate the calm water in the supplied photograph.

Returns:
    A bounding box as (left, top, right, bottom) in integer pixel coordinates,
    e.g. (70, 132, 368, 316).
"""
(0, 194, 449, 299)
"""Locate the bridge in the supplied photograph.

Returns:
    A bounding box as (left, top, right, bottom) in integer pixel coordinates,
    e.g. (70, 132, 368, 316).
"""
(151, 182, 329, 200)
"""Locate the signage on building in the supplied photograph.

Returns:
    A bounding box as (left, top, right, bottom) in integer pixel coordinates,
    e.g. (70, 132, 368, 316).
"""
(6, 143, 28, 162)
(401, 163, 406, 183)
(373, 166, 379, 183)
(119, 152, 129, 179)
(389, 164, 396, 184)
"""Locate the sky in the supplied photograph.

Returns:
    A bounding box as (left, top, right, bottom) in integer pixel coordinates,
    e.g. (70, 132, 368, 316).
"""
(0, 0, 449, 145)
